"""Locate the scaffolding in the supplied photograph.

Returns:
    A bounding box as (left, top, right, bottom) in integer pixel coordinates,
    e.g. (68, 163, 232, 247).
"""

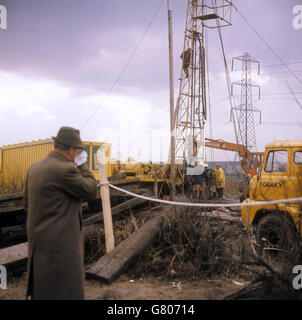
(174, 0, 233, 172)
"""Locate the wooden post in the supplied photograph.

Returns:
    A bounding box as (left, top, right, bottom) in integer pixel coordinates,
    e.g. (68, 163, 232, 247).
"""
(86, 205, 183, 283)
(168, 7, 176, 201)
(154, 177, 158, 198)
(96, 147, 115, 253)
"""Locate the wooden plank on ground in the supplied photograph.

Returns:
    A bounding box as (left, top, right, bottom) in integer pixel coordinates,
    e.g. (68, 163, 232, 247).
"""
(86, 205, 179, 283)
(83, 197, 147, 226)
(108, 173, 127, 181)
(111, 197, 147, 215)
(0, 227, 101, 266)
(0, 205, 24, 214)
(0, 192, 23, 202)
(110, 178, 141, 186)
(0, 242, 28, 266)
(198, 211, 243, 222)
(109, 186, 141, 197)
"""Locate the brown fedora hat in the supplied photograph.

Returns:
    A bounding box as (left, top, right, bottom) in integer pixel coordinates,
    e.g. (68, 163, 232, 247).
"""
(52, 126, 85, 149)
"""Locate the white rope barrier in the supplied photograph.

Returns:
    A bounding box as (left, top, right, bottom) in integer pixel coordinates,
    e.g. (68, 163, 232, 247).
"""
(108, 183, 302, 208)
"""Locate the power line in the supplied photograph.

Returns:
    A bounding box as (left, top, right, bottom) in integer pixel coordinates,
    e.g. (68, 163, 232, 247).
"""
(259, 98, 299, 101)
(262, 60, 302, 68)
(261, 122, 302, 127)
(80, 0, 165, 130)
(232, 2, 302, 86)
(261, 92, 302, 96)
(264, 70, 302, 76)
(286, 80, 302, 110)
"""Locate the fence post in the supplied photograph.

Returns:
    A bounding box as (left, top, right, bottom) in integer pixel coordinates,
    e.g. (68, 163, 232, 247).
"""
(96, 147, 115, 253)
(154, 177, 158, 198)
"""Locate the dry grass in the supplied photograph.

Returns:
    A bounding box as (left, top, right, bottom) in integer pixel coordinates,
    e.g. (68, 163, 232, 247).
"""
(0, 167, 25, 195)
(224, 175, 245, 199)
(224, 244, 302, 300)
(124, 210, 253, 281)
(84, 207, 302, 300)
(84, 213, 144, 265)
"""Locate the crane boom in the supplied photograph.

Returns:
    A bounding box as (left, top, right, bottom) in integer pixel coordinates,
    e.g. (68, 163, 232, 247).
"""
(205, 137, 263, 176)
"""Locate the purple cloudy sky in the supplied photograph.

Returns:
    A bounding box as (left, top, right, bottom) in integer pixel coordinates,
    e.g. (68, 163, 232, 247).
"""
(0, 0, 301, 162)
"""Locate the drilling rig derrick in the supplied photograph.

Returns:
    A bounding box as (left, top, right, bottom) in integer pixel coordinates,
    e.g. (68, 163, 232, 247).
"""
(174, 0, 233, 178)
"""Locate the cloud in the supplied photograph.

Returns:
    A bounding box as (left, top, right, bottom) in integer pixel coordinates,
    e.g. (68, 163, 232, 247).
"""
(0, 0, 301, 162)
(0, 71, 70, 120)
(15, 104, 55, 119)
(0, 0, 174, 98)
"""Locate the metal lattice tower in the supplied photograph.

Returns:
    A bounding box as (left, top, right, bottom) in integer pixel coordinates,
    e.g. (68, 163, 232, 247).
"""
(174, 0, 232, 168)
(231, 53, 261, 154)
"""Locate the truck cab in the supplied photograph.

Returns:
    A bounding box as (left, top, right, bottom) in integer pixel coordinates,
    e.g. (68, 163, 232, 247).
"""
(241, 140, 302, 255)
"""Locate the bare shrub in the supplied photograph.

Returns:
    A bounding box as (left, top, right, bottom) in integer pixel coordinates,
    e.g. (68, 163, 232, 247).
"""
(224, 245, 302, 300)
(128, 209, 250, 280)
(84, 213, 141, 265)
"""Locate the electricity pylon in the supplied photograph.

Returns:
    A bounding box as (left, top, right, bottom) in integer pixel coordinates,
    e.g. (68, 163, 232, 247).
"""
(231, 52, 261, 154)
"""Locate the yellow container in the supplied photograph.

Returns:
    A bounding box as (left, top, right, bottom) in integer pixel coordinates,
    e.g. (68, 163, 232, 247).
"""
(0, 139, 111, 193)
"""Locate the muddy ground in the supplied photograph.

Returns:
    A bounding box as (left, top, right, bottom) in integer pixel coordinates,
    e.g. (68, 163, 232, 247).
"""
(1, 179, 301, 301)
(0, 208, 255, 300)
(0, 272, 250, 300)
(1, 209, 299, 301)
(0, 214, 251, 300)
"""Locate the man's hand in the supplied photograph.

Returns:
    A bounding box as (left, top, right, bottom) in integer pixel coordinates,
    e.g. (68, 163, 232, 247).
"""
(74, 150, 88, 166)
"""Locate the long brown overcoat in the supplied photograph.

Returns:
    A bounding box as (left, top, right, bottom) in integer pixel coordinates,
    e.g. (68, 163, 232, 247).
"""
(24, 151, 97, 300)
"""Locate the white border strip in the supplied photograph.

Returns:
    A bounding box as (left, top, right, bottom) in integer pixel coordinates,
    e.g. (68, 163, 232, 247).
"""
(108, 184, 302, 208)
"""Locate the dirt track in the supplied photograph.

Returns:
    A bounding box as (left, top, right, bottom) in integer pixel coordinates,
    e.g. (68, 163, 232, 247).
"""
(0, 270, 249, 300)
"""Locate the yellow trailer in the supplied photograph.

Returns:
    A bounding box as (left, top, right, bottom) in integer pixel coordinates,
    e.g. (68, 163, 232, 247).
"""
(0, 138, 112, 194)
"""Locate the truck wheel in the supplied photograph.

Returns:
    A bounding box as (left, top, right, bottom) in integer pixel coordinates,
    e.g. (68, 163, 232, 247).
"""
(256, 213, 297, 258)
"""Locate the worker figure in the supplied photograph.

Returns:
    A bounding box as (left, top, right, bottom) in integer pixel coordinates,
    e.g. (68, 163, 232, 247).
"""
(214, 164, 225, 199)
(24, 126, 98, 300)
(180, 48, 191, 78)
(202, 165, 212, 200)
(192, 173, 203, 201)
(184, 173, 193, 199)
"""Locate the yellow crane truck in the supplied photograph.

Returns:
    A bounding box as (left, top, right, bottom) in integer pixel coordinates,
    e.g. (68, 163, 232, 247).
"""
(241, 140, 302, 255)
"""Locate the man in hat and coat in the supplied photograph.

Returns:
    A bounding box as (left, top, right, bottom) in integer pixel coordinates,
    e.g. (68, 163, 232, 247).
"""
(24, 126, 98, 300)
